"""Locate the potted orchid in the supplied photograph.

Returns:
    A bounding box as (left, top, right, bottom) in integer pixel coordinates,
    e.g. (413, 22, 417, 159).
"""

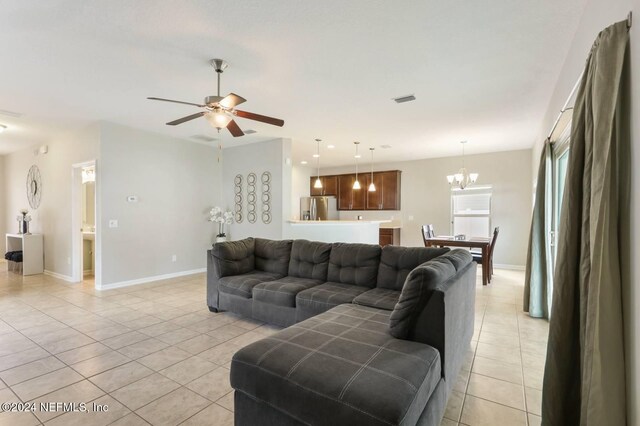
(209, 207, 233, 243)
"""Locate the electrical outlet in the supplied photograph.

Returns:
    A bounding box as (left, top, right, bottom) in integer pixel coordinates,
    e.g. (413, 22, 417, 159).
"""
(109, 219, 118, 228)
(171, 255, 177, 262)
(408, 215, 414, 221)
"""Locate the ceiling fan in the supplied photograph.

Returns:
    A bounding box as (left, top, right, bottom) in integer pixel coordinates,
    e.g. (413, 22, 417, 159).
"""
(147, 59, 284, 137)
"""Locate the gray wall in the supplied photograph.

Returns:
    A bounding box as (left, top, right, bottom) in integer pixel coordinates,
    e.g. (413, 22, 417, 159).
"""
(99, 122, 221, 286)
(322, 149, 532, 267)
(0, 155, 5, 249)
(2, 124, 100, 276)
(531, 0, 639, 422)
(222, 138, 292, 240)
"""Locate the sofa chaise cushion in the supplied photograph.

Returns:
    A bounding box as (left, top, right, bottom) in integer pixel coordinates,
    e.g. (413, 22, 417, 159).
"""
(253, 277, 324, 307)
(287, 239, 332, 281)
(389, 250, 472, 339)
(353, 288, 401, 311)
(219, 271, 284, 299)
(327, 243, 381, 287)
(377, 246, 450, 290)
(231, 304, 442, 426)
(296, 282, 370, 317)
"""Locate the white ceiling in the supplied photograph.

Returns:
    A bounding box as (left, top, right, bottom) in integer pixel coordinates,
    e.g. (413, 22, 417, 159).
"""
(0, 0, 587, 166)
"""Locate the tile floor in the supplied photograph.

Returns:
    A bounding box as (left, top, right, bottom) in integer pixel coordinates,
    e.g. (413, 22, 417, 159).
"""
(0, 264, 547, 426)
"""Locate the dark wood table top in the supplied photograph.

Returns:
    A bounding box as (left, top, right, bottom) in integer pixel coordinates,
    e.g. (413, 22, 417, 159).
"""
(424, 236, 491, 248)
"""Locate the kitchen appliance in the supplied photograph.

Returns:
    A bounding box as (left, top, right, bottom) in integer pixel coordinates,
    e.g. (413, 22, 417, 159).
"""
(300, 196, 338, 221)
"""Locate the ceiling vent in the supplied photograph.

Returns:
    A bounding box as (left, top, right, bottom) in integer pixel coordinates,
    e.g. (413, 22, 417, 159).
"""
(190, 134, 218, 142)
(243, 129, 257, 134)
(392, 94, 416, 104)
(0, 108, 23, 118)
(380, 144, 392, 149)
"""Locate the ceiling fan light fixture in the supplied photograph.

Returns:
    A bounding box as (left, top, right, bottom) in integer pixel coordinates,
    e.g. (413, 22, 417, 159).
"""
(0, 124, 6, 133)
(205, 111, 232, 129)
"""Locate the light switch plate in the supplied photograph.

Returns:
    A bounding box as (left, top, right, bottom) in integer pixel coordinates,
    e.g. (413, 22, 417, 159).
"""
(109, 219, 118, 228)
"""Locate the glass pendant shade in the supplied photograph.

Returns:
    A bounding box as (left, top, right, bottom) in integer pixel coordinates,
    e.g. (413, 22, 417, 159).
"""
(314, 178, 323, 188)
(446, 141, 479, 190)
(368, 182, 376, 192)
(206, 111, 232, 128)
(353, 180, 361, 190)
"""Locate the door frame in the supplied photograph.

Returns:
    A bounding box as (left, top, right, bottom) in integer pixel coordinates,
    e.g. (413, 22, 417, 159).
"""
(71, 160, 101, 287)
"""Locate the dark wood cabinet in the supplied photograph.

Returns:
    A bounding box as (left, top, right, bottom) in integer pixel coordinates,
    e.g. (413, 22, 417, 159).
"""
(310, 170, 401, 211)
(309, 175, 338, 196)
(379, 228, 401, 246)
(337, 174, 366, 210)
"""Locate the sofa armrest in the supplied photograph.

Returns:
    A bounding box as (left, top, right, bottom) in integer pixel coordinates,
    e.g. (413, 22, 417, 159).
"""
(207, 238, 256, 310)
(408, 261, 476, 391)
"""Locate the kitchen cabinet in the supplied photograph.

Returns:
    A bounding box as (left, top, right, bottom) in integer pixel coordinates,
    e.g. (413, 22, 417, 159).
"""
(337, 174, 366, 210)
(379, 228, 401, 246)
(366, 171, 401, 210)
(310, 170, 401, 211)
(310, 175, 338, 196)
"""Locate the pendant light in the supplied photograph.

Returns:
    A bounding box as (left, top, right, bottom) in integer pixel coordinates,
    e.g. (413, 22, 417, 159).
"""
(446, 140, 479, 190)
(313, 138, 323, 189)
(353, 142, 361, 190)
(368, 148, 376, 192)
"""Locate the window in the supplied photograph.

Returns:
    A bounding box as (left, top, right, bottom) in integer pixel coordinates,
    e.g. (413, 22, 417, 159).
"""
(451, 186, 492, 237)
(551, 126, 570, 269)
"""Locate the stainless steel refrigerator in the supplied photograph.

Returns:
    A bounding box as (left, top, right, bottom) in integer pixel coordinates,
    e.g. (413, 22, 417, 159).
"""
(300, 196, 338, 221)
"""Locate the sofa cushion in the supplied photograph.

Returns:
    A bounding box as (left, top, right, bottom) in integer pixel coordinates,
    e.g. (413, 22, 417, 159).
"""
(253, 277, 324, 308)
(327, 243, 381, 287)
(218, 271, 284, 299)
(255, 238, 293, 276)
(211, 238, 255, 277)
(389, 250, 472, 339)
(296, 282, 370, 316)
(231, 304, 442, 426)
(377, 246, 450, 290)
(353, 288, 401, 311)
(287, 239, 332, 280)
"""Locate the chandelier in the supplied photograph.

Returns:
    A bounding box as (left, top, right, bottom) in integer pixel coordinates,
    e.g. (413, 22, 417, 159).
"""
(447, 141, 478, 190)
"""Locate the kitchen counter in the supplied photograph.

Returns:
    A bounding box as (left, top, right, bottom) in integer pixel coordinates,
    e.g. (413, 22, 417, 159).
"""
(285, 220, 388, 244)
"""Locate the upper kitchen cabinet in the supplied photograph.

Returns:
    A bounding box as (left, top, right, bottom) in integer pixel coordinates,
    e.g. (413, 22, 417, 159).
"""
(337, 174, 366, 210)
(309, 175, 338, 196)
(368, 170, 401, 210)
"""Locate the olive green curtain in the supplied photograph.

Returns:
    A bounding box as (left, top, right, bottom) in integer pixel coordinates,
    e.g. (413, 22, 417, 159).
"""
(542, 20, 629, 426)
(523, 142, 553, 319)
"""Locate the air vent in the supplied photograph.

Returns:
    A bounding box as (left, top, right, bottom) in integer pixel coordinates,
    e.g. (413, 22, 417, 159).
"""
(244, 129, 257, 135)
(380, 145, 392, 149)
(190, 134, 218, 142)
(392, 94, 416, 104)
(0, 109, 23, 118)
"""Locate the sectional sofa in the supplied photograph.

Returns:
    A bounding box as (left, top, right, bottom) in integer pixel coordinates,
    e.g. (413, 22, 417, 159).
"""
(206, 238, 476, 426)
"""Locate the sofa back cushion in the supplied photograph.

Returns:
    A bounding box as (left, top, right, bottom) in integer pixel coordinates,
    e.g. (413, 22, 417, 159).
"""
(389, 250, 472, 339)
(255, 238, 293, 276)
(377, 246, 450, 290)
(211, 238, 255, 278)
(327, 243, 381, 287)
(288, 240, 332, 280)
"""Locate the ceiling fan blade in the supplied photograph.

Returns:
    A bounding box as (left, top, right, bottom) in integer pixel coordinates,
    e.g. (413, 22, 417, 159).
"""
(226, 119, 245, 137)
(148, 97, 205, 108)
(219, 93, 247, 108)
(166, 112, 205, 126)
(234, 110, 284, 127)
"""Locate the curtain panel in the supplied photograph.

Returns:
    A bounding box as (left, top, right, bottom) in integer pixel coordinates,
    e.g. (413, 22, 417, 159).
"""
(542, 20, 629, 426)
(524, 142, 553, 318)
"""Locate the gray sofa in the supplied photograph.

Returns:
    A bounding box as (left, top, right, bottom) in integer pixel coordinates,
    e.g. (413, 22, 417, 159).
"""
(206, 238, 476, 426)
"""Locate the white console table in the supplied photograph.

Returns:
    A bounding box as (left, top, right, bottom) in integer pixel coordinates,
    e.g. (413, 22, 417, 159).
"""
(5, 234, 44, 275)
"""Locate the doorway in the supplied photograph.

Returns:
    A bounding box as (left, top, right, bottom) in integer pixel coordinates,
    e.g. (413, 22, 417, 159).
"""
(71, 160, 100, 287)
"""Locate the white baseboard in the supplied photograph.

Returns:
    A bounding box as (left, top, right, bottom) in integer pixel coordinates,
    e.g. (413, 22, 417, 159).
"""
(44, 269, 76, 282)
(98, 268, 206, 291)
(494, 264, 526, 271)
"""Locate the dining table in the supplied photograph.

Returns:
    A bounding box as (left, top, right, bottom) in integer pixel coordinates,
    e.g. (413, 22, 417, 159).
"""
(424, 235, 492, 286)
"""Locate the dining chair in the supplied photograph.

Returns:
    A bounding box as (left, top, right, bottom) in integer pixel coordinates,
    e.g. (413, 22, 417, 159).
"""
(421, 224, 436, 246)
(471, 227, 500, 282)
